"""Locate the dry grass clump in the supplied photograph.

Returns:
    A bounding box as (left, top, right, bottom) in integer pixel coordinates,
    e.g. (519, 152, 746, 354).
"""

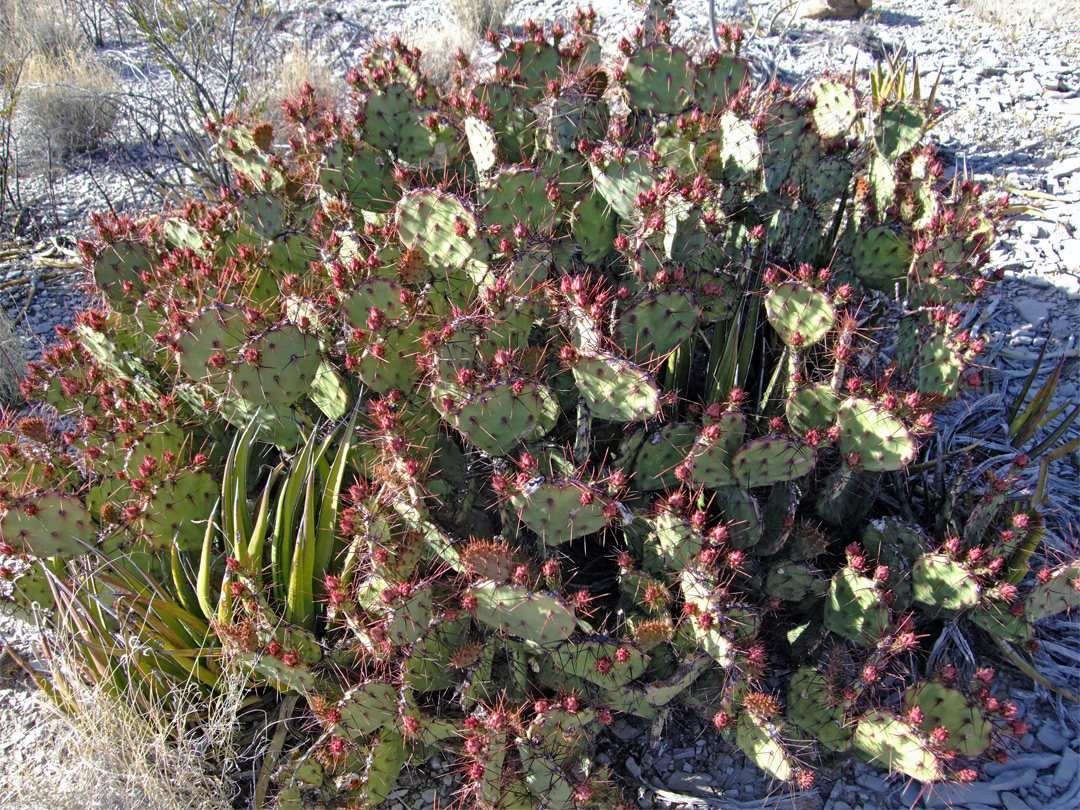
(257, 42, 340, 137)
(5, 638, 244, 810)
(959, 0, 1080, 30)
(0, 308, 29, 409)
(0, 0, 119, 159)
(18, 48, 119, 157)
(442, 0, 515, 37)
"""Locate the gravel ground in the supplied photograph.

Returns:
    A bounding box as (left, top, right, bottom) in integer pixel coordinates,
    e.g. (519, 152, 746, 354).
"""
(1, 1, 1079, 808)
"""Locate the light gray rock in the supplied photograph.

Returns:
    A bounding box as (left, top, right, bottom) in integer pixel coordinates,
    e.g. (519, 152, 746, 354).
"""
(1014, 298, 1050, 325)
(796, 0, 872, 19)
(1056, 239, 1080, 273)
(1001, 792, 1030, 810)
(1053, 749, 1079, 788)
(664, 772, 715, 792)
(923, 782, 1003, 808)
(991, 768, 1038, 792)
(1016, 752, 1063, 771)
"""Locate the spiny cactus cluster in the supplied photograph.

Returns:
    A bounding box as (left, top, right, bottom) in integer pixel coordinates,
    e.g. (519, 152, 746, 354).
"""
(1, 4, 1078, 808)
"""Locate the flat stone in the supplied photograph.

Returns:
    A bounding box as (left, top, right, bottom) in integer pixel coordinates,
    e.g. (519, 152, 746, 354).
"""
(856, 772, 889, 793)
(1001, 792, 1030, 810)
(923, 782, 1003, 808)
(1014, 298, 1050, 325)
(796, 0, 872, 18)
(991, 768, 1038, 792)
(1016, 752, 1062, 771)
(1056, 239, 1080, 273)
(664, 772, 715, 792)
(1053, 749, 1079, 787)
(1048, 156, 1080, 180)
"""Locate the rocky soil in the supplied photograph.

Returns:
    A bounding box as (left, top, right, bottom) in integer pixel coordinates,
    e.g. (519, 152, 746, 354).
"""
(1, 0, 1079, 808)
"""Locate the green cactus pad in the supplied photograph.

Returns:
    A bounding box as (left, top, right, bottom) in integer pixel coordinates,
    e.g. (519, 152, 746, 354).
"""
(851, 227, 912, 293)
(970, 598, 1031, 642)
(1, 493, 95, 558)
(550, 640, 648, 689)
(319, 142, 397, 215)
(710, 112, 762, 186)
(874, 104, 925, 162)
(355, 322, 425, 394)
(444, 378, 559, 457)
(903, 682, 991, 756)
(854, 711, 943, 783)
(230, 324, 321, 407)
(175, 304, 248, 387)
(765, 283, 836, 348)
(467, 582, 577, 646)
(713, 485, 763, 550)
(495, 40, 561, 104)
(765, 562, 827, 602)
(464, 116, 499, 173)
(911, 553, 981, 613)
(343, 278, 407, 330)
(622, 45, 694, 115)
(7, 564, 57, 619)
(140, 470, 218, 552)
(736, 715, 793, 783)
(786, 384, 841, 435)
(481, 168, 558, 234)
(94, 240, 153, 302)
(694, 54, 750, 113)
(731, 437, 817, 489)
(685, 412, 747, 489)
(824, 567, 889, 646)
(336, 682, 399, 737)
(570, 351, 661, 423)
(760, 101, 807, 192)
(591, 151, 654, 220)
(235, 652, 318, 694)
(865, 152, 898, 215)
(571, 190, 617, 263)
(787, 668, 852, 752)
(620, 422, 700, 491)
(918, 331, 963, 397)
(614, 290, 699, 364)
(836, 397, 917, 472)
(1026, 564, 1080, 623)
(509, 478, 613, 546)
(812, 80, 859, 140)
(648, 510, 704, 570)
(219, 124, 283, 190)
(396, 189, 489, 279)
(383, 587, 434, 646)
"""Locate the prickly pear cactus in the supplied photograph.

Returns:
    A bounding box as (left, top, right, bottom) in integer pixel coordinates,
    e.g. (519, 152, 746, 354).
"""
(1, 5, 1071, 809)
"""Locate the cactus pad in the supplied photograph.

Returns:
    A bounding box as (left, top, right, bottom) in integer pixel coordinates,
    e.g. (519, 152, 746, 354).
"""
(765, 283, 836, 348)
(836, 397, 917, 472)
(1, 493, 95, 558)
(467, 582, 577, 646)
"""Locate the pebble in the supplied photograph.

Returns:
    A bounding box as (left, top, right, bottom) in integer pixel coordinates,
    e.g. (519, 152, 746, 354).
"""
(625, 756, 642, 780)
(990, 768, 1038, 792)
(920, 781, 1003, 808)
(1014, 298, 1051, 325)
(1015, 752, 1063, 770)
(1053, 749, 1079, 788)
(664, 772, 715, 792)
(1001, 792, 1030, 810)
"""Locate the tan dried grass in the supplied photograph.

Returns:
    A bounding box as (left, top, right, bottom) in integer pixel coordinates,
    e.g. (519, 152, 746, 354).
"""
(19, 47, 119, 157)
(4, 636, 243, 810)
